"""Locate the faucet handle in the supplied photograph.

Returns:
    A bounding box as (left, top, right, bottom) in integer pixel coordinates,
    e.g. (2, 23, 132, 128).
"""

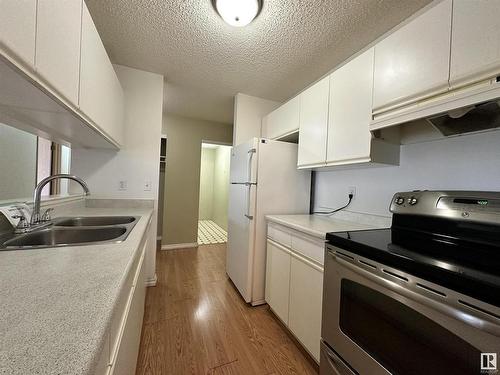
(41, 208, 54, 222)
(12, 214, 29, 229)
(13, 205, 28, 215)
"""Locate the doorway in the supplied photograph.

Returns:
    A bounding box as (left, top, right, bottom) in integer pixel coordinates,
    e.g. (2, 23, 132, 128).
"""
(198, 142, 231, 245)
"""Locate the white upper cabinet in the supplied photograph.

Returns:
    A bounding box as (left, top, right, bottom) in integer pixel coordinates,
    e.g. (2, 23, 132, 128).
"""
(80, 4, 124, 145)
(297, 76, 330, 168)
(372, 0, 452, 114)
(0, 0, 37, 70)
(35, 0, 82, 106)
(262, 96, 300, 140)
(450, 0, 500, 89)
(327, 49, 374, 165)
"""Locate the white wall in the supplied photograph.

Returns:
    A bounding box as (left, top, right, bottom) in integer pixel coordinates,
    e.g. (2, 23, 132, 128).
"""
(314, 130, 500, 217)
(71, 65, 163, 283)
(0, 123, 37, 200)
(233, 93, 280, 145)
(36, 137, 52, 196)
(162, 114, 232, 245)
(198, 145, 231, 229)
(198, 147, 215, 220)
(212, 145, 231, 230)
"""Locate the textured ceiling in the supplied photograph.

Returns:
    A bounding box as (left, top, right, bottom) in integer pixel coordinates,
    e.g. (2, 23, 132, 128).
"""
(86, 0, 432, 124)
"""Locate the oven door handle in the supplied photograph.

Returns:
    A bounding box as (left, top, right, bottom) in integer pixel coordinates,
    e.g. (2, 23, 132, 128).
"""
(329, 250, 500, 338)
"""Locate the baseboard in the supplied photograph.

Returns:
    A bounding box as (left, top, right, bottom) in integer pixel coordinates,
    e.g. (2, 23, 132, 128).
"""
(146, 274, 157, 287)
(160, 242, 198, 250)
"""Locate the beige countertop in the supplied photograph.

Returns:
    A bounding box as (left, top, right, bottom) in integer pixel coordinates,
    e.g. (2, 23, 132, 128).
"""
(0, 205, 153, 375)
(266, 212, 391, 239)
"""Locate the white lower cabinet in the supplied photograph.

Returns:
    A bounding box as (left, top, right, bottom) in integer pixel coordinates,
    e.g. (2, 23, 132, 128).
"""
(109, 246, 147, 375)
(288, 252, 323, 362)
(265, 223, 324, 363)
(94, 232, 149, 375)
(265, 239, 291, 324)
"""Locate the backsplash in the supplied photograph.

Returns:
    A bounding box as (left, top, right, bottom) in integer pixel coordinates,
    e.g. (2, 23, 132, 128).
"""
(314, 129, 500, 217)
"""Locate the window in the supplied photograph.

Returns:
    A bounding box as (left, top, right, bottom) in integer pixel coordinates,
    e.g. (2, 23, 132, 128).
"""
(0, 122, 71, 202)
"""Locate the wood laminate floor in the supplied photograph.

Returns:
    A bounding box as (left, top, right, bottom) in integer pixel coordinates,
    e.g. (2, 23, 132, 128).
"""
(136, 244, 319, 375)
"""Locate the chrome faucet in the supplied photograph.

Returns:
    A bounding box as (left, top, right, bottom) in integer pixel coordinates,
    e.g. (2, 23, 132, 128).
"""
(31, 174, 90, 226)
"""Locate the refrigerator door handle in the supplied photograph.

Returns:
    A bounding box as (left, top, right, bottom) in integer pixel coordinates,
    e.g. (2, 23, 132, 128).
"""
(245, 184, 254, 220)
(231, 182, 257, 186)
(247, 148, 256, 182)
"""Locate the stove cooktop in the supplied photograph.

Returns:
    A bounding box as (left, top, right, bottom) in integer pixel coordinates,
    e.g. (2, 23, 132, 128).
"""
(326, 227, 500, 307)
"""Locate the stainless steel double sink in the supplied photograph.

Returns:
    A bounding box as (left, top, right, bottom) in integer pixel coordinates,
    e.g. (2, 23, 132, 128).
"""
(0, 216, 139, 251)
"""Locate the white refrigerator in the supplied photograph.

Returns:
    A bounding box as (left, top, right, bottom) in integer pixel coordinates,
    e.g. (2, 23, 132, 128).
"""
(226, 138, 311, 305)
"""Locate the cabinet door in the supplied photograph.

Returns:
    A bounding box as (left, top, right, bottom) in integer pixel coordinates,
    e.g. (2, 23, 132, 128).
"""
(265, 239, 291, 324)
(0, 0, 37, 70)
(289, 253, 323, 362)
(450, 0, 500, 89)
(35, 0, 82, 106)
(263, 96, 300, 140)
(110, 249, 146, 375)
(297, 76, 329, 168)
(327, 48, 374, 164)
(372, 0, 452, 113)
(80, 4, 124, 145)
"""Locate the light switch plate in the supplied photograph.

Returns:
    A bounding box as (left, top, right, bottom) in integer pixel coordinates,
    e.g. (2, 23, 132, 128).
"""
(144, 181, 152, 191)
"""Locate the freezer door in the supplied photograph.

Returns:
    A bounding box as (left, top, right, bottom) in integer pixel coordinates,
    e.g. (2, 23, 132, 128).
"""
(230, 138, 258, 184)
(226, 182, 257, 303)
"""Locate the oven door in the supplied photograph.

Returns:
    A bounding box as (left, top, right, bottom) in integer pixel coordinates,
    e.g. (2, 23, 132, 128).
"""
(322, 245, 500, 375)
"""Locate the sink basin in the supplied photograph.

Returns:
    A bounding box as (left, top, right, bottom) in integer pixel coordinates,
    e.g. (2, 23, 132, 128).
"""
(0, 215, 140, 251)
(55, 216, 136, 227)
(3, 227, 127, 249)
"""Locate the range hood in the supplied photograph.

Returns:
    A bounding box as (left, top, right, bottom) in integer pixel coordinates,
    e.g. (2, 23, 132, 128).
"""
(427, 99, 500, 136)
(371, 75, 500, 139)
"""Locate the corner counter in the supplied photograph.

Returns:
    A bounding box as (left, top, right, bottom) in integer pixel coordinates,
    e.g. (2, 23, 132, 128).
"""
(264, 212, 390, 362)
(0, 205, 154, 375)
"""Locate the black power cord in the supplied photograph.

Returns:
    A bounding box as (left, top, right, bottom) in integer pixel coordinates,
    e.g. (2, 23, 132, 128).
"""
(313, 193, 353, 215)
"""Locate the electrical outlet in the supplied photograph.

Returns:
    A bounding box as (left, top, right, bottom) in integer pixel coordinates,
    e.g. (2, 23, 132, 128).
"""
(144, 181, 152, 191)
(348, 186, 356, 198)
(118, 180, 127, 191)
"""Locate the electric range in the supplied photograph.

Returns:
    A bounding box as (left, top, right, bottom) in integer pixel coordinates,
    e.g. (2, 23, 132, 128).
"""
(320, 191, 500, 375)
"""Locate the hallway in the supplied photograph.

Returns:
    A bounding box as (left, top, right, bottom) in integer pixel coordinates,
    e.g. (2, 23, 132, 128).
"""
(136, 244, 318, 375)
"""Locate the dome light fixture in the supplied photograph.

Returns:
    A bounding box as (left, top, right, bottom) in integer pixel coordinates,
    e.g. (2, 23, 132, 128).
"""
(212, 0, 263, 27)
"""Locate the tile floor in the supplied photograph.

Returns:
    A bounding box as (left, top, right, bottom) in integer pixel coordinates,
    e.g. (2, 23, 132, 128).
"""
(197, 220, 228, 245)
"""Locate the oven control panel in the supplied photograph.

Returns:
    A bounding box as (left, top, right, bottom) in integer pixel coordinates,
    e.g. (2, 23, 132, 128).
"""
(390, 190, 500, 224)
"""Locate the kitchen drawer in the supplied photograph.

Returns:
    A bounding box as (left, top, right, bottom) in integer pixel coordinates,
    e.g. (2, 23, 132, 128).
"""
(291, 232, 325, 265)
(267, 223, 292, 248)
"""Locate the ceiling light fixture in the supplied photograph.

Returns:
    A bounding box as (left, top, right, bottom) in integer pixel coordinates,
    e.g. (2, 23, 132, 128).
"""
(212, 0, 263, 27)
